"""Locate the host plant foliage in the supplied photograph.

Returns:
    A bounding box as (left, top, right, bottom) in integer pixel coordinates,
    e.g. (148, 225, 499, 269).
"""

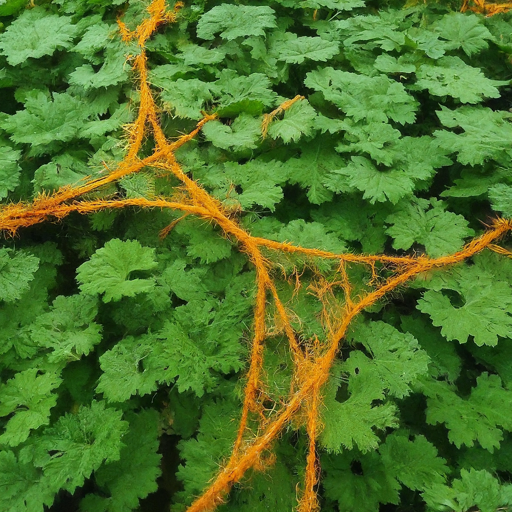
(1, 0, 512, 511)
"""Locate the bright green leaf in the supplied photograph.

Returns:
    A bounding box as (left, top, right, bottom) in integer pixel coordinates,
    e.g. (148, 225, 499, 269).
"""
(0, 249, 39, 303)
(305, 67, 418, 124)
(0, 144, 21, 199)
(415, 56, 506, 104)
(76, 239, 158, 303)
(420, 374, 512, 452)
(196, 5, 276, 41)
(0, 8, 77, 66)
(386, 198, 474, 257)
(433, 12, 494, 57)
(0, 369, 62, 446)
(274, 34, 339, 64)
(267, 100, 317, 143)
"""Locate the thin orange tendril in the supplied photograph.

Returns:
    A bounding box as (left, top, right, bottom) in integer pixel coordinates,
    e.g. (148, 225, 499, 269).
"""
(0, 2, 511, 511)
(461, 0, 512, 15)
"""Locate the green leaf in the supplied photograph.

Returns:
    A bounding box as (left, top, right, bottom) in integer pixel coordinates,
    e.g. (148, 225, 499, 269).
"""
(223, 451, 298, 512)
(0, 0, 28, 17)
(386, 198, 474, 257)
(336, 11, 407, 52)
(76, 239, 158, 303)
(489, 183, 512, 217)
(274, 34, 339, 64)
(320, 363, 399, 454)
(0, 369, 62, 446)
(33, 152, 90, 193)
(406, 26, 447, 59)
(147, 319, 242, 396)
(0, 248, 39, 303)
(197, 158, 290, 212)
(374, 53, 417, 74)
(441, 167, 511, 198)
(0, 144, 21, 199)
(68, 46, 129, 90)
(0, 450, 55, 512)
(32, 401, 128, 494)
(96, 334, 158, 402)
(336, 124, 452, 178)
(416, 254, 512, 346)
(176, 398, 239, 503)
(100, 283, 250, 399)
(215, 70, 277, 114)
(434, 106, 512, 165)
(161, 259, 208, 301)
(0, 245, 59, 357)
(414, 56, 506, 104)
(432, 11, 494, 57)
(285, 136, 342, 204)
(119, 172, 155, 199)
(468, 340, 512, 387)
(336, 120, 402, 165)
(325, 156, 416, 204)
(0, 8, 77, 66)
(347, 321, 430, 399)
(177, 44, 226, 66)
(202, 114, 261, 150)
(267, 100, 317, 143)
(322, 450, 400, 512)
(167, 388, 201, 439)
(401, 314, 462, 382)
(196, 5, 276, 41)
(277, 219, 347, 253)
(72, 22, 114, 57)
(148, 63, 193, 86)
(302, 0, 364, 9)
(423, 469, 511, 512)
(158, 78, 212, 120)
(379, 431, 449, 491)
(79, 410, 161, 512)
(311, 195, 389, 253)
(30, 294, 102, 363)
(305, 67, 418, 124)
(175, 218, 233, 264)
(419, 284, 512, 347)
(1, 91, 92, 156)
(420, 374, 512, 452)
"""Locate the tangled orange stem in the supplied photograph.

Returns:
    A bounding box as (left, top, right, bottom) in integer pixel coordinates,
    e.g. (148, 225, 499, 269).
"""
(461, 0, 512, 15)
(1, 2, 512, 511)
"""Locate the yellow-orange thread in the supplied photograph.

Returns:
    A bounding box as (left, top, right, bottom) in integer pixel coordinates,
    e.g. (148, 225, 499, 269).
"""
(261, 95, 305, 139)
(461, 0, 512, 15)
(0, 2, 511, 511)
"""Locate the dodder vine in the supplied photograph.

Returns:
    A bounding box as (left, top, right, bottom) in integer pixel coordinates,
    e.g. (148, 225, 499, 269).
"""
(1, 1, 512, 511)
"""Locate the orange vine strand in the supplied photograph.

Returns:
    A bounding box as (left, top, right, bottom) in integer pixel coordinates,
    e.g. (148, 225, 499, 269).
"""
(232, 264, 268, 455)
(488, 243, 512, 258)
(337, 260, 354, 309)
(297, 382, 321, 512)
(0, 110, 218, 237)
(158, 213, 190, 239)
(460, 0, 512, 15)
(266, 276, 305, 362)
(167, 113, 219, 151)
(117, 0, 182, 47)
(251, 235, 420, 266)
(261, 95, 305, 139)
(125, 51, 169, 158)
(185, 219, 512, 511)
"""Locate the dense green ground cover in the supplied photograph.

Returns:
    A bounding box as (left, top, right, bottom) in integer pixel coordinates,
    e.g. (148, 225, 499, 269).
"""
(1, 0, 512, 510)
